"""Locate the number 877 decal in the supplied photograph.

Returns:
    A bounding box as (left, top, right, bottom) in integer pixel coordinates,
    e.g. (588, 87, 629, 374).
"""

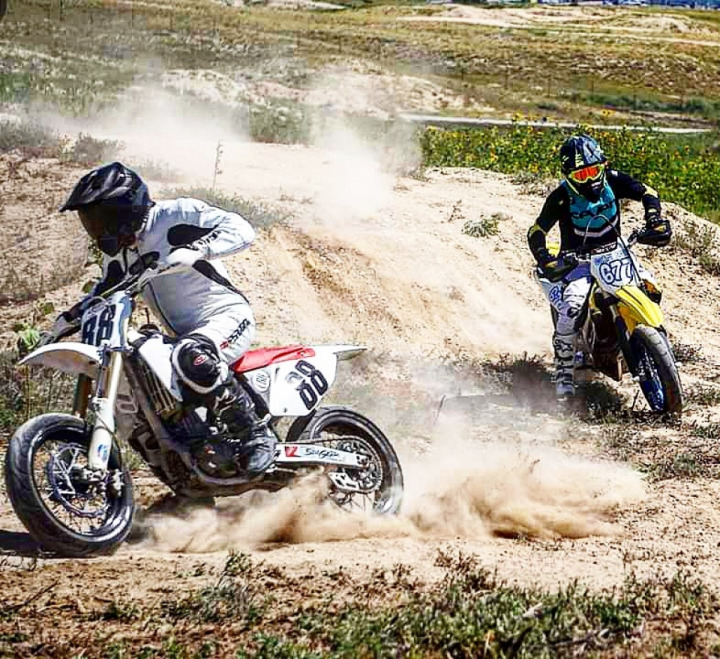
(285, 360, 329, 410)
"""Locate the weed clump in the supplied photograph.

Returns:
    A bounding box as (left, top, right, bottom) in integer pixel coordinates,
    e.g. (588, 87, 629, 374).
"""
(162, 551, 262, 624)
(161, 187, 290, 229)
(61, 133, 123, 167)
(671, 220, 720, 275)
(0, 120, 63, 158)
(461, 212, 508, 238)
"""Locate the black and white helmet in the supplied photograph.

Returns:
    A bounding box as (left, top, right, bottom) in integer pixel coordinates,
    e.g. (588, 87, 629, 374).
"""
(60, 162, 153, 256)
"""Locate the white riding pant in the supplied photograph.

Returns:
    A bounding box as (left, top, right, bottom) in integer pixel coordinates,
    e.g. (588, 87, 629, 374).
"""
(191, 303, 256, 366)
(538, 264, 592, 340)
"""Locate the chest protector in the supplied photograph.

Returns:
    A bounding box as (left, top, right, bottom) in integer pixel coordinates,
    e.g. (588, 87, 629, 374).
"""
(562, 180, 618, 240)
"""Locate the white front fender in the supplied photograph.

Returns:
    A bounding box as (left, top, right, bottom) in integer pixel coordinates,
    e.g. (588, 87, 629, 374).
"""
(18, 342, 102, 377)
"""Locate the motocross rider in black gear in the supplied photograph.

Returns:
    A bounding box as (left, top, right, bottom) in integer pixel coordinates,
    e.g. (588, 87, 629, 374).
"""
(527, 135, 671, 399)
(55, 162, 277, 477)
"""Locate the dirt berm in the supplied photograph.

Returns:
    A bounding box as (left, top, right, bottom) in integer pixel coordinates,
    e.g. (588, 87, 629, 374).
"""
(2, 142, 720, 650)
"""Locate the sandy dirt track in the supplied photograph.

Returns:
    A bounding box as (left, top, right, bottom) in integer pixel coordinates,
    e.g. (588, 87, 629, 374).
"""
(2, 129, 720, 654)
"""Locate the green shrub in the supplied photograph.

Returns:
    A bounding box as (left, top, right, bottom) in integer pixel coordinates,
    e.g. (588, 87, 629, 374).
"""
(0, 120, 64, 156)
(62, 133, 123, 167)
(162, 551, 261, 624)
(161, 187, 290, 229)
(243, 101, 312, 145)
(462, 212, 508, 238)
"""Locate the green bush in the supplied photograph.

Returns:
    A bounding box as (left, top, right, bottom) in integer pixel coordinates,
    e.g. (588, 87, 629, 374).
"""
(161, 187, 290, 229)
(420, 125, 720, 220)
(61, 133, 123, 167)
(243, 101, 312, 145)
(0, 120, 64, 156)
(463, 217, 498, 238)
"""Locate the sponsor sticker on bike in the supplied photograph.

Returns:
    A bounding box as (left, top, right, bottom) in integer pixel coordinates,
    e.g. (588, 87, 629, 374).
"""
(279, 444, 358, 466)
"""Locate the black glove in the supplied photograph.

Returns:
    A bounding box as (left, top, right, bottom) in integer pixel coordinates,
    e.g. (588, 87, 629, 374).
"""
(536, 249, 577, 282)
(45, 296, 96, 344)
(638, 215, 672, 247)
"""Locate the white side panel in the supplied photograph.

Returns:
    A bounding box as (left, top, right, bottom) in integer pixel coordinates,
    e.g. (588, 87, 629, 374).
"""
(246, 348, 340, 416)
(274, 443, 362, 467)
(136, 334, 184, 401)
(18, 343, 102, 377)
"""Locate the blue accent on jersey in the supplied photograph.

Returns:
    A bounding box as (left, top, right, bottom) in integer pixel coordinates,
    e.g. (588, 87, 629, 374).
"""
(562, 180, 618, 235)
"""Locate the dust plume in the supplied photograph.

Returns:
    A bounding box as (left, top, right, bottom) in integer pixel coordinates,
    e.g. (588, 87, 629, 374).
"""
(141, 427, 645, 553)
(306, 68, 421, 224)
(403, 437, 645, 540)
(39, 88, 244, 187)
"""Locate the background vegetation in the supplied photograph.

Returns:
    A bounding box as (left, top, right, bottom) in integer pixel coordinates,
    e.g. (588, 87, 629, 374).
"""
(422, 124, 720, 220)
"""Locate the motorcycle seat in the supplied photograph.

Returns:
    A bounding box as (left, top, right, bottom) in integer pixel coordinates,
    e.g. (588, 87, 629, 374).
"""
(231, 345, 316, 373)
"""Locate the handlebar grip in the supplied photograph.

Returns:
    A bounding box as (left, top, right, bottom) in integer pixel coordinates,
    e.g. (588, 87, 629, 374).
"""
(542, 258, 577, 283)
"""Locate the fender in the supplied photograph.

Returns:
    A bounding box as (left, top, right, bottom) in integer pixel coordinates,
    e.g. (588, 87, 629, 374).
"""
(331, 345, 367, 361)
(615, 285, 664, 331)
(18, 342, 102, 378)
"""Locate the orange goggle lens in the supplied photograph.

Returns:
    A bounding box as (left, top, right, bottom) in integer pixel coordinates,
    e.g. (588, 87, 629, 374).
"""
(568, 164, 604, 184)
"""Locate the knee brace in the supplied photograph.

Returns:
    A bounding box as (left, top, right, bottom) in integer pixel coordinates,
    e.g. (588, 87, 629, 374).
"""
(171, 334, 229, 395)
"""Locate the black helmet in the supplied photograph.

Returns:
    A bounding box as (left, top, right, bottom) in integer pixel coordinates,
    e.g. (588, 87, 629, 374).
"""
(60, 162, 152, 256)
(559, 135, 607, 202)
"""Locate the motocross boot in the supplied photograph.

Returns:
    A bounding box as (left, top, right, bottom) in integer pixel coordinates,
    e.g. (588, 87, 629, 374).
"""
(215, 380, 278, 478)
(553, 333, 576, 399)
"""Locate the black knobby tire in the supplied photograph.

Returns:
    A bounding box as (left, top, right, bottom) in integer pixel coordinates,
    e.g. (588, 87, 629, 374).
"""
(630, 325, 683, 414)
(286, 407, 403, 515)
(4, 413, 135, 557)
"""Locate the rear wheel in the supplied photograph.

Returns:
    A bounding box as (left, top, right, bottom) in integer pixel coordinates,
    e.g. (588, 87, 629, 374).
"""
(630, 325, 683, 414)
(4, 413, 134, 557)
(286, 407, 403, 515)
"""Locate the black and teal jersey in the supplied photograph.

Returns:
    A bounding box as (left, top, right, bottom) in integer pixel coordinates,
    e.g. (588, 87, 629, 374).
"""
(528, 169, 661, 261)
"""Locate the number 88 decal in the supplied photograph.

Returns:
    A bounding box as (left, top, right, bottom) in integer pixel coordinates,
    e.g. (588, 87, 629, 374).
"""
(294, 360, 328, 410)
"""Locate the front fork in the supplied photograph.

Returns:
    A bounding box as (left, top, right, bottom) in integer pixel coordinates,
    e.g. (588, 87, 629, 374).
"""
(87, 350, 124, 471)
(612, 311, 638, 377)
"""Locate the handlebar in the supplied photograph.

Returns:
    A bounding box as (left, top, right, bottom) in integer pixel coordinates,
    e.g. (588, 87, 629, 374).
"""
(99, 252, 167, 298)
(541, 256, 577, 283)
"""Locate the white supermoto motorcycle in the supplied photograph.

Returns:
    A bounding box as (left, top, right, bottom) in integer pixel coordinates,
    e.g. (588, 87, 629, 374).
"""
(4, 255, 403, 557)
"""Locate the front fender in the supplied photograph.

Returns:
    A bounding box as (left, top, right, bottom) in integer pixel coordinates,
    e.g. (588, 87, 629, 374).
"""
(615, 285, 664, 331)
(18, 342, 102, 378)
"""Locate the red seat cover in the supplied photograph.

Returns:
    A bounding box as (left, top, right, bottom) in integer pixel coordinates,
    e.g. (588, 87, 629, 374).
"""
(231, 345, 316, 373)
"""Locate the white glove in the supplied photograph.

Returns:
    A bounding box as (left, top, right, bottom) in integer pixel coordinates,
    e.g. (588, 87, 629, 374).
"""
(163, 246, 203, 272)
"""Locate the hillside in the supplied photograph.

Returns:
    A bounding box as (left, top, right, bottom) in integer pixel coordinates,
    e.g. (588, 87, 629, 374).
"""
(3, 133, 720, 653)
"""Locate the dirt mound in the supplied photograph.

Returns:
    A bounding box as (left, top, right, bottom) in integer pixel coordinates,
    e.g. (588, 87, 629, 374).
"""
(4, 121, 720, 605)
(0, 154, 88, 345)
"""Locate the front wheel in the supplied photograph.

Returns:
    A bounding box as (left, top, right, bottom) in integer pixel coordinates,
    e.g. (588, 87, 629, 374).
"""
(286, 407, 403, 515)
(630, 325, 683, 414)
(4, 413, 135, 557)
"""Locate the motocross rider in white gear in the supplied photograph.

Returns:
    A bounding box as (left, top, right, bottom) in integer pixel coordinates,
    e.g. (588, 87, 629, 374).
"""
(54, 162, 277, 477)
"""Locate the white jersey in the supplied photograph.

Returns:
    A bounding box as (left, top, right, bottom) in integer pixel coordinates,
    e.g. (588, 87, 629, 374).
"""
(96, 198, 255, 337)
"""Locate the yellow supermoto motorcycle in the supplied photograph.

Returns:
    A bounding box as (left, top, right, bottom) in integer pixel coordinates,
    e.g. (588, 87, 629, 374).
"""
(537, 230, 683, 414)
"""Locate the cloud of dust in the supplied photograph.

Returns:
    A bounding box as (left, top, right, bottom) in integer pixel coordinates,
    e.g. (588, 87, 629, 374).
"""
(305, 67, 421, 224)
(38, 87, 246, 186)
(141, 412, 646, 554)
(36, 73, 421, 223)
(309, 120, 395, 224)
